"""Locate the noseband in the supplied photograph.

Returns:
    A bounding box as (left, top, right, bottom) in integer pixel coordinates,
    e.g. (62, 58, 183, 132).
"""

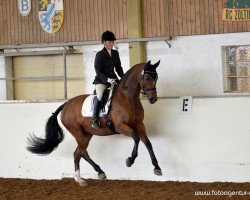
(140, 70, 158, 95)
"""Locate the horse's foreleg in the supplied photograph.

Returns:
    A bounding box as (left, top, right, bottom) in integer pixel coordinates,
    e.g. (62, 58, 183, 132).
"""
(115, 124, 140, 167)
(143, 137, 162, 175)
(136, 123, 162, 176)
(126, 133, 140, 167)
(73, 146, 88, 186)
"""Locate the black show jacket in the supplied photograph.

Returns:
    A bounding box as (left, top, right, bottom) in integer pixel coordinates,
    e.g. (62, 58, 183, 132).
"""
(93, 47, 124, 84)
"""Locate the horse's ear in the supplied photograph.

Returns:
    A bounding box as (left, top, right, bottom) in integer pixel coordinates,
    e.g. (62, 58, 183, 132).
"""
(145, 60, 151, 70)
(153, 60, 160, 69)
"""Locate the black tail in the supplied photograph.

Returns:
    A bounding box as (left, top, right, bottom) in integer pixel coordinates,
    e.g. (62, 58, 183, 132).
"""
(26, 103, 65, 155)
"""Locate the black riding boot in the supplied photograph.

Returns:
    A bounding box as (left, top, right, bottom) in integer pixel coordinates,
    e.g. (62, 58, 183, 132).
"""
(92, 97, 101, 128)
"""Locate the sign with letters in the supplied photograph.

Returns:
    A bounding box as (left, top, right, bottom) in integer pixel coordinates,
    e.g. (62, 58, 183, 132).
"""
(222, 0, 250, 21)
(38, 0, 64, 33)
(18, 0, 31, 16)
(179, 96, 193, 114)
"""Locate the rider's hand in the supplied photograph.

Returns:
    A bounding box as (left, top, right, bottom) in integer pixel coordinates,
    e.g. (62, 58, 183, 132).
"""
(107, 78, 117, 84)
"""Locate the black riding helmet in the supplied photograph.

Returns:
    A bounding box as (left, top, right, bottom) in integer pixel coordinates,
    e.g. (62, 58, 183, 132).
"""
(101, 31, 116, 43)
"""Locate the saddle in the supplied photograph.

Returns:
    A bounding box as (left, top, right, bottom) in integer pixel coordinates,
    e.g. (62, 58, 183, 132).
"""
(82, 84, 118, 117)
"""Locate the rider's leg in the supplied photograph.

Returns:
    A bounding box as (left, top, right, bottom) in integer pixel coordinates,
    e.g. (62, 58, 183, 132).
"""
(92, 97, 101, 128)
(92, 84, 106, 128)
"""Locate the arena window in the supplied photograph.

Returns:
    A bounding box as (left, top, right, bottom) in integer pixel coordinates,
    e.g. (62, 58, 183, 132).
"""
(223, 45, 250, 93)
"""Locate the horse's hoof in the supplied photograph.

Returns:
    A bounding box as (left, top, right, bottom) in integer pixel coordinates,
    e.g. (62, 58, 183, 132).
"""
(76, 179, 88, 187)
(98, 173, 107, 180)
(126, 158, 132, 167)
(154, 169, 162, 176)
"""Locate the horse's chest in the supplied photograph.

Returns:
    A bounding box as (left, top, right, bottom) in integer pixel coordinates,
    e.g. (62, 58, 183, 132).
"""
(125, 105, 143, 121)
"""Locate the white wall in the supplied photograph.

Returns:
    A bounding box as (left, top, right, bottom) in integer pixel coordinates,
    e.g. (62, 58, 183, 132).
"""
(0, 98, 250, 182)
(147, 32, 250, 97)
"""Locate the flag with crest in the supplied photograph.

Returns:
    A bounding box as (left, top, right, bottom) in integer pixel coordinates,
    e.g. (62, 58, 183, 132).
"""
(38, 0, 64, 33)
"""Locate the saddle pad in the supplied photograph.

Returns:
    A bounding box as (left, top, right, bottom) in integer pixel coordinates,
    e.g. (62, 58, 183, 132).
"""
(82, 95, 105, 117)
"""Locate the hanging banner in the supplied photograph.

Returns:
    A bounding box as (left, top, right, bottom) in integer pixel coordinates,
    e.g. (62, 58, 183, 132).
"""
(18, 0, 32, 16)
(222, 0, 250, 21)
(38, 0, 64, 33)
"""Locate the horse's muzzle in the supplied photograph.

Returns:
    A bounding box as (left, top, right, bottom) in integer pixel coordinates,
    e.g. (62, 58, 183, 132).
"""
(149, 96, 157, 104)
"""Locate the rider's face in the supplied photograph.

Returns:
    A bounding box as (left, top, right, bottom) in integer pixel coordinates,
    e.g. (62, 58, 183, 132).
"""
(104, 41, 114, 50)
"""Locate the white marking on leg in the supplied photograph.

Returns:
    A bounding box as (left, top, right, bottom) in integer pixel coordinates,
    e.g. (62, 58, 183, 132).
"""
(74, 169, 81, 181)
(74, 169, 88, 186)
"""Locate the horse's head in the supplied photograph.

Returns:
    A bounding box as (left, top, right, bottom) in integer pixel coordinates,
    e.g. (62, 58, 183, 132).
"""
(140, 60, 160, 104)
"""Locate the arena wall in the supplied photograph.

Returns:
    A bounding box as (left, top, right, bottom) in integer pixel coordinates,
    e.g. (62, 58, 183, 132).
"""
(0, 98, 250, 182)
(0, 32, 250, 182)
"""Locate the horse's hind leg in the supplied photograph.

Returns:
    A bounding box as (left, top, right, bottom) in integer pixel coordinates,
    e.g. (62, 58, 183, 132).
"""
(126, 133, 140, 167)
(136, 123, 162, 176)
(71, 127, 106, 186)
(74, 146, 88, 186)
(75, 130, 106, 180)
(81, 148, 107, 180)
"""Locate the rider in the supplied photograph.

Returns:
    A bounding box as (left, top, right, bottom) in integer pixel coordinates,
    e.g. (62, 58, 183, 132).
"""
(92, 30, 125, 129)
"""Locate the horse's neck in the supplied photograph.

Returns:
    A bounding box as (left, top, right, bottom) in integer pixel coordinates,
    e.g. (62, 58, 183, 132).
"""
(110, 65, 143, 115)
(117, 64, 144, 99)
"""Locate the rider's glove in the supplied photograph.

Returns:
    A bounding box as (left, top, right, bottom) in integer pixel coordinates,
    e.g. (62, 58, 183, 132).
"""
(107, 78, 117, 84)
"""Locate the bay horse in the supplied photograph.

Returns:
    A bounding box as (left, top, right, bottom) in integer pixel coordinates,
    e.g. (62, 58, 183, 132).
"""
(27, 60, 162, 186)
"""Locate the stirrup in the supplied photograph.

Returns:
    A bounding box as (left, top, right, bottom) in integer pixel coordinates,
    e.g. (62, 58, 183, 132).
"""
(92, 118, 100, 128)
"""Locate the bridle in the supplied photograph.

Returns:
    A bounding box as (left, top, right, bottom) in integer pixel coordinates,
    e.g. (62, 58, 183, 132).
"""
(140, 70, 158, 95)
